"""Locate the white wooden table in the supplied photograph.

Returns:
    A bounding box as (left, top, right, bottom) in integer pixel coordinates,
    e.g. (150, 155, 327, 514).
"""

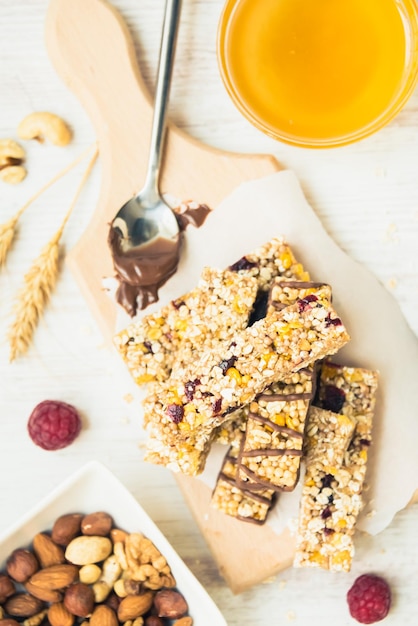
(1, 1, 417, 624)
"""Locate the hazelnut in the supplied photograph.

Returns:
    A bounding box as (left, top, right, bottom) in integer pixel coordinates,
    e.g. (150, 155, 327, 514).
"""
(64, 582, 95, 617)
(0, 573, 16, 603)
(81, 512, 113, 536)
(145, 616, 164, 626)
(6, 549, 39, 582)
(51, 514, 83, 546)
(154, 589, 188, 619)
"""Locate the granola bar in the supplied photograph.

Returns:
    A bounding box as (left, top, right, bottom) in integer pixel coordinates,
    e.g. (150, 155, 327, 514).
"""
(159, 295, 349, 444)
(113, 267, 258, 384)
(293, 407, 357, 571)
(309, 361, 379, 571)
(237, 368, 315, 492)
(211, 442, 276, 524)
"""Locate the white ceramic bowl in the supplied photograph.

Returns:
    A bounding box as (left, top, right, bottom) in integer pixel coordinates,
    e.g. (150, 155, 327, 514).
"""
(0, 460, 227, 626)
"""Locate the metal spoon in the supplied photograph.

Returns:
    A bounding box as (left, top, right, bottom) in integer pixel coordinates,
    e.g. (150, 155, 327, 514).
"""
(110, 0, 182, 252)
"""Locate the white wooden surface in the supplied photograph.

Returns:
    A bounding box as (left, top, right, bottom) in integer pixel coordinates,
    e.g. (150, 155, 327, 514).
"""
(0, 1, 417, 624)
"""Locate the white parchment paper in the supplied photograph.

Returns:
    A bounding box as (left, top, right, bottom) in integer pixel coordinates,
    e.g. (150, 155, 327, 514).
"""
(113, 170, 418, 536)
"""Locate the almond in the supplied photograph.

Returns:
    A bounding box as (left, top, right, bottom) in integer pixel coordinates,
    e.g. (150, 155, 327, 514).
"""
(48, 601, 75, 626)
(29, 564, 79, 590)
(81, 512, 113, 537)
(51, 514, 83, 547)
(65, 535, 112, 565)
(117, 592, 154, 621)
(25, 580, 63, 603)
(4, 593, 44, 617)
(0, 619, 21, 625)
(33, 533, 65, 568)
(6, 549, 39, 583)
(90, 604, 118, 626)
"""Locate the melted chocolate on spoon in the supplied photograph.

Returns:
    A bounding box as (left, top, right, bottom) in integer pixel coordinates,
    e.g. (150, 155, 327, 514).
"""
(108, 202, 211, 317)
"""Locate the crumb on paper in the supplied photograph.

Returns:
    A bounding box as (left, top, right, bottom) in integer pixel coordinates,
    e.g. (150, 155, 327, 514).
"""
(387, 277, 398, 290)
(262, 576, 276, 585)
(382, 223, 399, 244)
(123, 393, 134, 404)
(79, 324, 93, 336)
(366, 509, 377, 519)
(287, 517, 299, 534)
(278, 579, 287, 590)
(286, 610, 296, 622)
(374, 166, 387, 178)
(120, 416, 130, 425)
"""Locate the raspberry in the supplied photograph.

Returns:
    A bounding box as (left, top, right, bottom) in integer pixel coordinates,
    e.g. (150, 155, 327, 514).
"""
(27, 400, 82, 451)
(347, 574, 391, 624)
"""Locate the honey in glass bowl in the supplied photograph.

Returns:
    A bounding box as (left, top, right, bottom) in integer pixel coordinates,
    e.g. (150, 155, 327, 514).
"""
(218, 0, 418, 148)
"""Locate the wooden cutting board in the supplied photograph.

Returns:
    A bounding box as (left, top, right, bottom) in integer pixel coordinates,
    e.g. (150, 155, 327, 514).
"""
(44, 0, 299, 593)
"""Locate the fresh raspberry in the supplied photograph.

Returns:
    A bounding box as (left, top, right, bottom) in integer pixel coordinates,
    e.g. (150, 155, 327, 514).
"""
(27, 400, 82, 451)
(347, 574, 391, 624)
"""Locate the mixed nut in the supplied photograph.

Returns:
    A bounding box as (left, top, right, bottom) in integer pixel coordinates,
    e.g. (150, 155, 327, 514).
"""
(0, 511, 192, 626)
(0, 112, 72, 185)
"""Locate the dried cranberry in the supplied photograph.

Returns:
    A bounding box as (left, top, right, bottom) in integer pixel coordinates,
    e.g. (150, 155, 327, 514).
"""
(218, 356, 237, 374)
(184, 379, 200, 402)
(297, 294, 318, 312)
(321, 474, 335, 489)
(321, 506, 332, 520)
(360, 439, 371, 447)
(229, 256, 258, 272)
(321, 385, 346, 413)
(202, 391, 214, 397)
(212, 398, 222, 415)
(143, 341, 153, 354)
(166, 404, 184, 424)
(323, 527, 335, 536)
(325, 313, 342, 327)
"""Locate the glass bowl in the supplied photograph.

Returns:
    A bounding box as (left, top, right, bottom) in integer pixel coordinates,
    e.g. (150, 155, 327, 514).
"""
(217, 0, 418, 148)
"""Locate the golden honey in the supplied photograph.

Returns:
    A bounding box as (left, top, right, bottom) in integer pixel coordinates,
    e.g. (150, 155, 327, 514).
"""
(218, 0, 418, 147)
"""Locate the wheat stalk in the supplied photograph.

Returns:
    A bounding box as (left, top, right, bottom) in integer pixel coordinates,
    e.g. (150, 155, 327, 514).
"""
(0, 144, 95, 269)
(8, 147, 98, 362)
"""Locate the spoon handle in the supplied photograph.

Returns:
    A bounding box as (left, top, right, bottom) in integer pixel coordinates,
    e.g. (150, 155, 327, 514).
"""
(143, 0, 182, 198)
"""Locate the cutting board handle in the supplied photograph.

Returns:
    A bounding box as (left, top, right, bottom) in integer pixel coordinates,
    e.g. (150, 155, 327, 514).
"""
(45, 0, 281, 337)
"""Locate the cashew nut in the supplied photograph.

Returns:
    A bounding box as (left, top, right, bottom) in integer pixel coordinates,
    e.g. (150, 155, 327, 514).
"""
(17, 112, 72, 146)
(0, 138, 26, 184)
(92, 554, 121, 602)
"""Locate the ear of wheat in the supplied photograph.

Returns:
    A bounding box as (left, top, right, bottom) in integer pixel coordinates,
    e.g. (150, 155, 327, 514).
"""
(0, 144, 94, 269)
(0, 215, 19, 267)
(8, 147, 98, 362)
